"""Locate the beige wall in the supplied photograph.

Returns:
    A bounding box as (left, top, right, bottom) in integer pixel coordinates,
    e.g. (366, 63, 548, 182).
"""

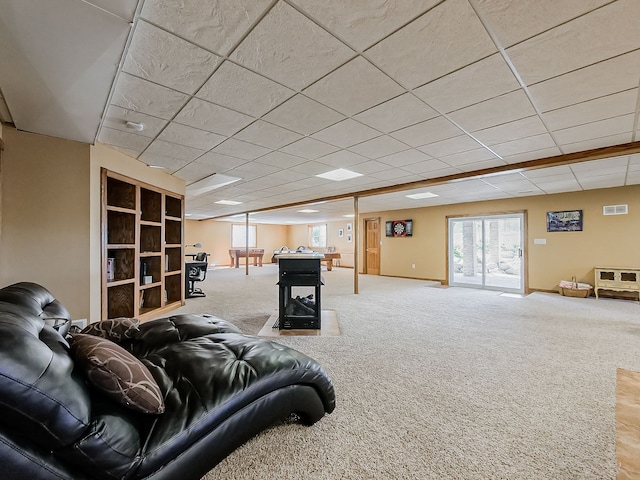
(186, 219, 288, 267)
(0, 131, 185, 321)
(0, 127, 91, 317)
(286, 221, 355, 267)
(362, 184, 640, 291)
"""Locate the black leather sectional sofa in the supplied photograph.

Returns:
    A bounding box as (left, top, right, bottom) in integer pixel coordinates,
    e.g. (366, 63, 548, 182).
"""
(0, 282, 335, 479)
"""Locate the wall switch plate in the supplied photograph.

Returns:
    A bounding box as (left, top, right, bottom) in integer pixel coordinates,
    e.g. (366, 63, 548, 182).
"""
(533, 238, 547, 245)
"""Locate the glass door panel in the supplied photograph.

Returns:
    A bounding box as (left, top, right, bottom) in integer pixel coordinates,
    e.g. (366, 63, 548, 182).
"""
(449, 214, 524, 293)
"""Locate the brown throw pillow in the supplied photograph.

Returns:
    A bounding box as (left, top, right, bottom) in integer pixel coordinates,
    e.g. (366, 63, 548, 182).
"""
(69, 334, 164, 414)
(81, 317, 140, 343)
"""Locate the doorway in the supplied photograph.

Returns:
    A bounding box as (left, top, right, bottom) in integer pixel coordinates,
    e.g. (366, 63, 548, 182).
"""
(448, 213, 525, 293)
(364, 217, 380, 275)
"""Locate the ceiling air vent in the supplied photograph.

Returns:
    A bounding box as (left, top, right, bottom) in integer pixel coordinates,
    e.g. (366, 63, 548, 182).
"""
(603, 204, 628, 215)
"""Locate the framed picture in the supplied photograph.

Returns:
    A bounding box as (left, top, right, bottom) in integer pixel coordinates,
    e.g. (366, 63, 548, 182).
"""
(385, 219, 413, 237)
(338, 228, 344, 238)
(346, 234, 352, 243)
(546, 210, 583, 232)
(346, 223, 352, 232)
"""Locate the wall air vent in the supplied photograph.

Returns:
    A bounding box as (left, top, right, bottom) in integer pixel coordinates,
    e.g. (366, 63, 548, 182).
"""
(603, 204, 628, 215)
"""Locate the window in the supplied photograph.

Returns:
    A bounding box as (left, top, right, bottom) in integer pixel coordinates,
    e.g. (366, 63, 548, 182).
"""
(308, 224, 327, 248)
(232, 224, 257, 248)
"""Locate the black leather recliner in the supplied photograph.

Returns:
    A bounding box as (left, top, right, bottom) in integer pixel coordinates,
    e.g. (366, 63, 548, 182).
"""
(0, 282, 335, 480)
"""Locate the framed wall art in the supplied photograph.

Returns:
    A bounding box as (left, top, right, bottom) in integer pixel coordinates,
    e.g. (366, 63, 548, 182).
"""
(385, 219, 413, 237)
(546, 210, 583, 232)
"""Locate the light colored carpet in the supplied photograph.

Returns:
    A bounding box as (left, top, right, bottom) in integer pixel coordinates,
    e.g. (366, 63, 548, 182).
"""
(165, 265, 640, 479)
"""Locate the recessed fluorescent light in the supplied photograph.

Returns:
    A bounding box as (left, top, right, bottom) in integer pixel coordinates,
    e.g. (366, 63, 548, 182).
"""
(343, 214, 355, 218)
(406, 192, 439, 199)
(316, 168, 363, 181)
(148, 164, 166, 169)
(185, 213, 192, 217)
(298, 209, 319, 213)
(215, 200, 242, 205)
(186, 173, 242, 196)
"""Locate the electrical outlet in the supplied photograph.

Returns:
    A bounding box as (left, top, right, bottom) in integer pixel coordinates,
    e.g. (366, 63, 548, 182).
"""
(411, 263, 416, 269)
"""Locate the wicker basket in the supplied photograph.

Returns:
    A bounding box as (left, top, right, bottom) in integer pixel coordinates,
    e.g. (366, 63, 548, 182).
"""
(559, 276, 592, 298)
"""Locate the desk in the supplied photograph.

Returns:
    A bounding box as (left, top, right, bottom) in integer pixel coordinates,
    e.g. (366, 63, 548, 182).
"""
(322, 252, 341, 271)
(229, 249, 264, 268)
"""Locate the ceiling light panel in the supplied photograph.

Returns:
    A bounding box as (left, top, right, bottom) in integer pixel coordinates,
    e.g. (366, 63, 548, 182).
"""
(186, 174, 243, 196)
(230, 2, 355, 90)
(316, 168, 363, 181)
(406, 191, 438, 199)
(215, 200, 243, 205)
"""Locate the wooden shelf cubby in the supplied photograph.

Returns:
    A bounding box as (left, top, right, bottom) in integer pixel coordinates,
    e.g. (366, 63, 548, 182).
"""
(102, 169, 185, 321)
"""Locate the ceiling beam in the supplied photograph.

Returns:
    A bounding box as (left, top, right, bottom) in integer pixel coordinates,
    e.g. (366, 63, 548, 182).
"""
(204, 140, 640, 220)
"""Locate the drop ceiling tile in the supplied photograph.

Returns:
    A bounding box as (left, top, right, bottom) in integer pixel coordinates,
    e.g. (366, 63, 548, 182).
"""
(86, 0, 138, 20)
(413, 54, 520, 113)
(501, 146, 561, 164)
(192, 151, 247, 172)
(630, 154, 640, 168)
(174, 98, 254, 136)
(314, 150, 369, 168)
(578, 174, 626, 190)
(369, 168, 421, 180)
(438, 148, 498, 167)
(448, 90, 536, 133)
(472, 116, 548, 147)
(303, 56, 404, 116)
(280, 137, 340, 160)
(196, 61, 294, 117)
(400, 159, 460, 176)
(263, 94, 345, 136)
(454, 159, 507, 173)
(417, 134, 483, 158)
(348, 135, 409, 159)
(291, 0, 438, 51)
(507, 0, 640, 85)
(111, 73, 188, 120)
(141, 0, 271, 54)
(475, 0, 611, 48)
(123, 21, 220, 94)
(390, 116, 463, 148)
(108, 146, 143, 158)
(626, 172, 640, 185)
(378, 149, 432, 167)
(491, 133, 557, 158)
(553, 114, 635, 146)
(542, 90, 638, 131)
(528, 50, 640, 112)
(312, 119, 380, 148)
(561, 133, 634, 155)
(102, 106, 168, 138)
(230, 2, 355, 90)
(353, 93, 438, 133)
(97, 127, 153, 153)
(571, 157, 629, 175)
(171, 159, 217, 183)
(234, 120, 302, 150)
(349, 160, 398, 175)
(157, 123, 225, 150)
(144, 139, 206, 161)
(226, 161, 280, 180)
(367, 0, 496, 89)
(211, 138, 271, 160)
(138, 151, 190, 172)
(522, 165, 573, 179)
(255, 151, 308, 169)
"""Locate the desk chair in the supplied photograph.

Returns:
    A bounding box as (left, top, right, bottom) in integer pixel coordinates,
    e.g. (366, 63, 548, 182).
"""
(185, 252, 209, 298)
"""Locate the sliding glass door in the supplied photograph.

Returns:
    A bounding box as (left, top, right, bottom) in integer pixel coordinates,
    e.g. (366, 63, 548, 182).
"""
(448, 214, 524, 293)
